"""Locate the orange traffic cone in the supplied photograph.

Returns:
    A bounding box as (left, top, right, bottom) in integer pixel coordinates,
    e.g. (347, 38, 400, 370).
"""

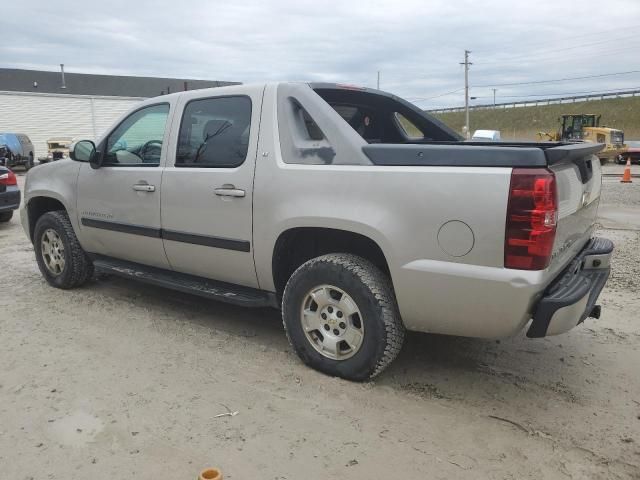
(621, 157, 633, 183)
(198, 468, 222, 480)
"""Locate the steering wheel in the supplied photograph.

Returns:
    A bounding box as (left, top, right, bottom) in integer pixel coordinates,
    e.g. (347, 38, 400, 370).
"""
(139, 140, 162, 162)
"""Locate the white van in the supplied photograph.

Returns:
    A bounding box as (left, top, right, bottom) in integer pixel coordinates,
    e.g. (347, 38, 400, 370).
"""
(471, 129, 501, 142)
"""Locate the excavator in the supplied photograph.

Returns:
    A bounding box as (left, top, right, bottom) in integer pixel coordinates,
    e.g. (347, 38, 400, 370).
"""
(538, 114, 625, 163)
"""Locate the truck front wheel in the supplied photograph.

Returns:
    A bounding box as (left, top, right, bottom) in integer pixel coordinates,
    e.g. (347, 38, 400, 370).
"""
(282, 253, 405, 381)
(34, 211, 94, 289)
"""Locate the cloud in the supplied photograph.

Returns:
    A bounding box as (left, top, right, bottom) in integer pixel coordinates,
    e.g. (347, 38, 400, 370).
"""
(1, 0, 639, 107)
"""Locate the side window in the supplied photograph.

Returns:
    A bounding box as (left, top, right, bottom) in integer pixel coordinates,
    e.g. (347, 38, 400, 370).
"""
(301, 109, 325, 141)
(394, 113, 424, 140)
(176, 96, 252, 168)
(104, 104, 169, 166)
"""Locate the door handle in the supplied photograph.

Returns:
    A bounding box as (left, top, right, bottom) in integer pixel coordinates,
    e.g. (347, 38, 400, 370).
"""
(132, 183, 155, 192)
(214, 187, 245, 198)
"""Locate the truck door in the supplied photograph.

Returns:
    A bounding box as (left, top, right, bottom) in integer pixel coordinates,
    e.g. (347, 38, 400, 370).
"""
(160, 86, 264, 288)
(76, 102, 172, 269)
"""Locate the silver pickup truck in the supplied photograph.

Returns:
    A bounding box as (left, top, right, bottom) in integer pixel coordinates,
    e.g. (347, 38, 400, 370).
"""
(20, 82, 613, 380)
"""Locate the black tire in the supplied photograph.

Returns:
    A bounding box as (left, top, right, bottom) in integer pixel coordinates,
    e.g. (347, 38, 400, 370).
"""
(282, 253, 405, 381)
(33, 211, 94, 289)
(25, 153, 34, 171)
(0, 211, 13, 223)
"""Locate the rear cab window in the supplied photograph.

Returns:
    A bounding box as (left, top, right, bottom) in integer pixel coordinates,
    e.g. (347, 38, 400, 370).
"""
(311, 85, 459, 144)
(176, 96, 252, 168)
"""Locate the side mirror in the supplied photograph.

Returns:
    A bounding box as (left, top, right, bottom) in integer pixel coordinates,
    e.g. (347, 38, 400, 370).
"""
(70, 140, 101, 168)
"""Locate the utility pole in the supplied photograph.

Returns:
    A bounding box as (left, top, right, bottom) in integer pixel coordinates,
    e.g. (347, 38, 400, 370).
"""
(60, 63, 66, 89)
(460, 50, 472, 139)
(377, 71, 380, 90)
(492, 88, 497, 107)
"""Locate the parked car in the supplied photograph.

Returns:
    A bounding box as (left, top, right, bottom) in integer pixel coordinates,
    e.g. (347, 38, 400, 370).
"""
(616, 140, 640, 164)
(39, 137, 74, 163)
(0, 166, 20, 223)
(0, 133, 35, 170)
(471, 129, 501, 141)
(19, 83, 612, 380)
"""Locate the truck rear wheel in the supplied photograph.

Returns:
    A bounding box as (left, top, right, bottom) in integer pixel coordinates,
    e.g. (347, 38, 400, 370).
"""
(282, 253, 404, 381)
(0, 211, 13, 223)
(34, 211, 94, 289)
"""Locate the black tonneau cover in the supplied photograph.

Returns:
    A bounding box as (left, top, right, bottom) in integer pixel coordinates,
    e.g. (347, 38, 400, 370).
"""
(362, 142, 604, 173)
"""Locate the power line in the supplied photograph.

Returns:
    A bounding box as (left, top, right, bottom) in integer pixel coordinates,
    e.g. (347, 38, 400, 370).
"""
(473, 70, 640, 88)
(472, 86, 640, 99)
(476, 32, 639, 60)
(388, 40, 639, 93)
(474, 38, 640, 67)
(404, 35, 640, 107)
(408, 87, 465, 102)
(409, 70, 640, 104)
(498, 43, 640, 66)
(526, 34, 640, 56)
(473, 25, 639, 54)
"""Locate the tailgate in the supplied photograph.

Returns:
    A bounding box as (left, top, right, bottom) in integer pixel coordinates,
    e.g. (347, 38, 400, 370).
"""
(545, 143, 603, 270)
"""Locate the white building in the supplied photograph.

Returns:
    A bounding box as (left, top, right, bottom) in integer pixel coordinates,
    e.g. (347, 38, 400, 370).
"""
(0, 67, 237, 158)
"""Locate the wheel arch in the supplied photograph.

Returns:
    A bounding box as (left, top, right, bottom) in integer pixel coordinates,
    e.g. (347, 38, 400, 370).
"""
(271, 227, 392, 297)
(27, 196, 68, 242)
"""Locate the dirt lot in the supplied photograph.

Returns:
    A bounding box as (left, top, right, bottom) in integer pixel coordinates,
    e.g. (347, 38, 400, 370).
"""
(1, 173, 639, 480)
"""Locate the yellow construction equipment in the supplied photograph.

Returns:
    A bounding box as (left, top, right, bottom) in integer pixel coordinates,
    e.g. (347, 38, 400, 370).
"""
(538, 114, 625, 162)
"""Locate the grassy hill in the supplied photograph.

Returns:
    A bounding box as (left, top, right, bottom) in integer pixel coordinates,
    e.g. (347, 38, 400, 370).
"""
(431, 96, 640, 141)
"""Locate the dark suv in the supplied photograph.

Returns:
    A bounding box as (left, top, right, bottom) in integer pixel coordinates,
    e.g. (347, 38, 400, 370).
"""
(0, 133, 35, 170)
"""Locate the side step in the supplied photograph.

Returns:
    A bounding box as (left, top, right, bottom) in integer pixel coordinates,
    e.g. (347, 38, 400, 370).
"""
(91, 255, 278, 308)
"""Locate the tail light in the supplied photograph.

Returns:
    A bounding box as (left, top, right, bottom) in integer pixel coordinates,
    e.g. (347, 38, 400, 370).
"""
(0, 169, 17, 186)
(505, 168, 558, 270)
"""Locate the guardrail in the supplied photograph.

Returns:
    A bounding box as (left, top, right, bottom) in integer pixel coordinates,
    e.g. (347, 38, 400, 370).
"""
(426, 89, 640, 113)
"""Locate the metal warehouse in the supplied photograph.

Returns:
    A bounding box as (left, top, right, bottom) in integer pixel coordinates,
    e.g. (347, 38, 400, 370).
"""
(0, 67, 237, 159)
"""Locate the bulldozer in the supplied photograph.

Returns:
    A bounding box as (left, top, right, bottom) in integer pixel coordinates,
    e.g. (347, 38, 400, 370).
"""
(538, 114, 625, 163)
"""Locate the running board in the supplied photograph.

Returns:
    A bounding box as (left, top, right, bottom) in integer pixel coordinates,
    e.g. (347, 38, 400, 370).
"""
(91, 255, 278, 308)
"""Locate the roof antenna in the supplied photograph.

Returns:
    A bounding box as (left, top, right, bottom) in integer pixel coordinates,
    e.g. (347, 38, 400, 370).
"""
(60, 64, 67, 89)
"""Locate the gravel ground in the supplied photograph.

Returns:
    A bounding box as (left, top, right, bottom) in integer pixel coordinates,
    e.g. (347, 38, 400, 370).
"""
(1, 173, 639, 480)
(600, 176, 640, 208)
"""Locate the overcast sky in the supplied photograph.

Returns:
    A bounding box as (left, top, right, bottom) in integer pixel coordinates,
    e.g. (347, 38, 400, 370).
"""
(2, 0, 640, 107)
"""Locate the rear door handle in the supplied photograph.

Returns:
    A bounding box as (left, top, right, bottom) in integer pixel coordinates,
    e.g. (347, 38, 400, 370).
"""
(132, 183, 155, 192)
(214, 187, 245, 198)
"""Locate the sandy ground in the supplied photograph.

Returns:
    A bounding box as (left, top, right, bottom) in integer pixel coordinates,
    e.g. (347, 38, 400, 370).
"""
(1, 173, 639, 480)
(601, 162, 640, 177)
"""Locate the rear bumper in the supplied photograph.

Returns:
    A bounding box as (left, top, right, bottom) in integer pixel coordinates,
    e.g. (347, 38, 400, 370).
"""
(0, 188, 21, 212)
(527, 237, 613, 338)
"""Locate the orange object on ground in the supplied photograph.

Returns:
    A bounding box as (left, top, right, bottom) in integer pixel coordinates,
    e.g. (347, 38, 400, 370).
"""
(621, 157, 633, 183)
(198, 468, 222, 480)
